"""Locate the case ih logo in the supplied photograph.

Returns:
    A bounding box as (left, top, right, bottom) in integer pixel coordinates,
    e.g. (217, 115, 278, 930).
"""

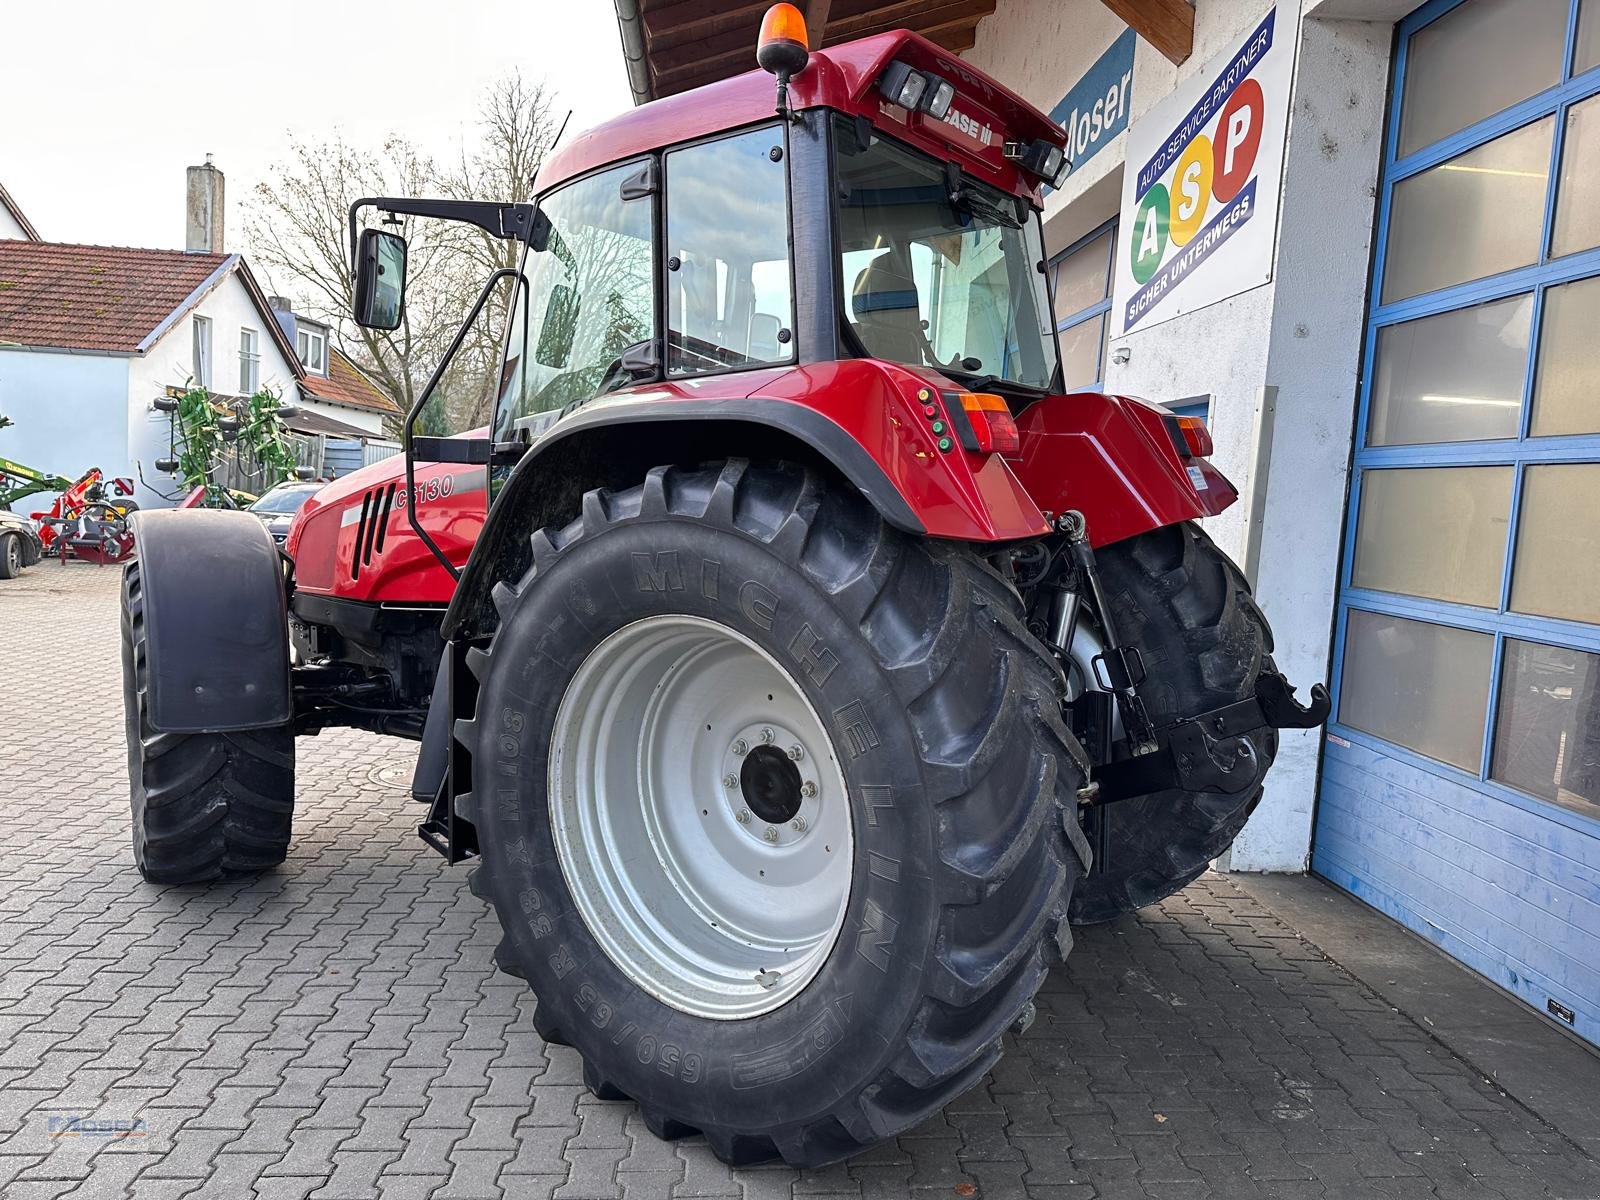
(941, 106, 993, 146)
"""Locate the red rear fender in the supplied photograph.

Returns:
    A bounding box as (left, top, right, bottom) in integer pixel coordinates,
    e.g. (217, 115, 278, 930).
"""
(1010, 391, 1236, 547)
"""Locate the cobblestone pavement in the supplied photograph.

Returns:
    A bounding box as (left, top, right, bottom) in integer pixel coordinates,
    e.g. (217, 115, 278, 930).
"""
(3, 563, 1598, 1200)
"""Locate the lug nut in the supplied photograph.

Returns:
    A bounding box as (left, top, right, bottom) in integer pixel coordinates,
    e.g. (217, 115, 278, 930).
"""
(763, 826, 780, 843)
(787, 744, 803, 761)
(791, 816, 807, 832)
(760, 727, 775, 744)
(737, 809, 751, 824)
(801, 781, 817, 798)
(732, 739, 748, 756)
(723, 774, 737, 788)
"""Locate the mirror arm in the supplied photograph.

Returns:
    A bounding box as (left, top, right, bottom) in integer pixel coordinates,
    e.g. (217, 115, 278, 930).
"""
(402, 267, 522, 581)
(347, 198, 540, 264)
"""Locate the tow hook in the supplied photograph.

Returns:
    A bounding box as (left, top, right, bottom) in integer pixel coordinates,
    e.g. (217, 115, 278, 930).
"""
(1086, 669, 1330, 807)
(1257, 671, 1331, 729)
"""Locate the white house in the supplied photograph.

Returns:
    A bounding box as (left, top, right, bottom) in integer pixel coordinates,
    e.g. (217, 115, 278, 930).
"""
(0, 182, 40, 242)
(1, 156, 399, 508)
(0, 239, 302, 510)
(267, 298, 402, 459)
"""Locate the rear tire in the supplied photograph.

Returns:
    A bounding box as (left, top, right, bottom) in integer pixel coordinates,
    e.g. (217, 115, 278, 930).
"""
(1069, 521, 1277, 924)
(121, 560, 295, 884)
(464, 460, 1091, 1167)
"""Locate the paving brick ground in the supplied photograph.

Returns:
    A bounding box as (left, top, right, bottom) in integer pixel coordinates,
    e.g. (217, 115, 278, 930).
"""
(2, 562, 1598, 1199)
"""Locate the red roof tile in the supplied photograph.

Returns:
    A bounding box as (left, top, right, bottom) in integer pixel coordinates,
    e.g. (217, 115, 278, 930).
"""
(301, 347, 400, 414)
(0, 241, 229, 354)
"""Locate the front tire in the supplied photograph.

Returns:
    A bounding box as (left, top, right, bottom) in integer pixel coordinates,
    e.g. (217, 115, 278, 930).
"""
(1069, 521, 1277, 924)
(0, 533, 21, 579)
(121, 560, 296, 883)
(464, 461, 1090, 1167)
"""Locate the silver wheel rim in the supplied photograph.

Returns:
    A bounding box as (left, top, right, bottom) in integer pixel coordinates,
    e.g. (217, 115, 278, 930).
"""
(549, 615, 854, 1020)
(5, 538, 18, 573)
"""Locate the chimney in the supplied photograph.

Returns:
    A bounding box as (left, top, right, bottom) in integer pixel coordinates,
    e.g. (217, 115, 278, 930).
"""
(185, 154, 225, 254)
(268, 295, 297, 345)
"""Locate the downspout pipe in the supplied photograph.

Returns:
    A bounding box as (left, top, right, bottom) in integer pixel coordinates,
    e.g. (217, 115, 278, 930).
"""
(613, 0, 653, 106)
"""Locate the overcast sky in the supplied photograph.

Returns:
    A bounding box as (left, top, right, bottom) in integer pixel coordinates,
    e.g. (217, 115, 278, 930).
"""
(0, 0, 632, 285)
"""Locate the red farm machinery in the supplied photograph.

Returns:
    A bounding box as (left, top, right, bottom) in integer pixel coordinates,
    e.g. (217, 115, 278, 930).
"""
(121, 7, 1326, 1168)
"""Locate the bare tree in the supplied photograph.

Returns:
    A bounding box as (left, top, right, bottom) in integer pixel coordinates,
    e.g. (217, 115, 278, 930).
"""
(246, 74, 563, 432)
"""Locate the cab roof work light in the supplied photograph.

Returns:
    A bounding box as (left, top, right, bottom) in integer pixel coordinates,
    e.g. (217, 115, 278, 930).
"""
(876, 60, 956, 120)
(1004, 137, 1069, 188)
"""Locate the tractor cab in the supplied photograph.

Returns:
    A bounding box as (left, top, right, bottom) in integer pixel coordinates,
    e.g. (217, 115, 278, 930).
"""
(340, 14, 1074, 579)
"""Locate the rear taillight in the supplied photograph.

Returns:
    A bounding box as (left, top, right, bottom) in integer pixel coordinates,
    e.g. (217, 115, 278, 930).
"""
(1163, 413, 1213, 458)
(1178, 415, 1213, 457)
(947, 391, 1020, 456)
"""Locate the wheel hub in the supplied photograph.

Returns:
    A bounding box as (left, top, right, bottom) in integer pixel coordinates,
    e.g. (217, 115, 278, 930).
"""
(740, 744, 801, 823)
(549, 615, 854, 1020)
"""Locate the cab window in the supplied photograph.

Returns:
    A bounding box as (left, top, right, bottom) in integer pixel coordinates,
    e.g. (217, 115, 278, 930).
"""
(664, 126, 794, 376)
(495, 161, 655, 440)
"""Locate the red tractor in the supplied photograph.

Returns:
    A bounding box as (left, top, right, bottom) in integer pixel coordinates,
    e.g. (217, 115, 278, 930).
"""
(122, 8, 1326, 1168)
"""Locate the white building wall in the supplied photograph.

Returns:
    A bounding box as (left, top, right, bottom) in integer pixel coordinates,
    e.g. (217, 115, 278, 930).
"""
(127, 271, 300, 508)
(967, 0, 1400, 869)
(0, 208, 31, 241)
(0, 350, 130, 514)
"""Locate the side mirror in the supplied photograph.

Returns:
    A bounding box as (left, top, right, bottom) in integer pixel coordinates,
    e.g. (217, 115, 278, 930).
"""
(353, 228, 408, 331)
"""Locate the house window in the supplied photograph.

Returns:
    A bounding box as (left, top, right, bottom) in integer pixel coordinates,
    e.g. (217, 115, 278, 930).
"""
(297, 327, 326, 374)
(1049, 220, 1117, 390)
(192, 316, 212, 389)
(239, 327, 260, 395)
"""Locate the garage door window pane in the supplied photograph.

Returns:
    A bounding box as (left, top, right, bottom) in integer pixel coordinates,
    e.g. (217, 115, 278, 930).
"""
(1352, 467, 1512, 607)
(1059, 313, 1106, 389)
(1368, 295, 1531, 446)
(1382, 118, 1553, 304)
(1511, 464, 1600, 624)
(1577, 0, 1600, 74)
(1398, 0, 1567, 157)
(1552, 94, 1600, 257)
(1493, 639, 1600, 810)
(1053, 228, 1113, 318)
(1531, 274, 1600, 436)
(1339, 610, 1493, 771)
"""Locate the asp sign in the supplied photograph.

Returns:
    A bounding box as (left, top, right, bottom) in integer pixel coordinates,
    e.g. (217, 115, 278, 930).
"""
(1110, 8, 1292, 335)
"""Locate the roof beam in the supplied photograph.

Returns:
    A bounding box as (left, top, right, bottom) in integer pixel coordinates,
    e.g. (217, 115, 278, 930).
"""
(804, 0, 832, 49)
(641, 0, 771, 53)
(823, 0, 992, 44)
(1100, 0, 1192, 65)
(645, 0, 996, 96)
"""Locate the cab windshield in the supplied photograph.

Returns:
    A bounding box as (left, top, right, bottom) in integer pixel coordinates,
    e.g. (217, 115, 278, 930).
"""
(834, 117, 1059, 391)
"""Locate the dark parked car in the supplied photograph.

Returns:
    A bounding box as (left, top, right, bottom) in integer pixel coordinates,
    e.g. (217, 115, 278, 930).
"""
(0, 509, 45, 578)
(248, 481, 322, 546)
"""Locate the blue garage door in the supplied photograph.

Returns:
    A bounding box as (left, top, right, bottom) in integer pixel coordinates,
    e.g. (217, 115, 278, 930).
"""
(1314, 0, 1600, 1047)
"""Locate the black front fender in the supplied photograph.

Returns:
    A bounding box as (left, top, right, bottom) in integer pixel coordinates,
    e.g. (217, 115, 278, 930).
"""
(131, 509, 291, 733)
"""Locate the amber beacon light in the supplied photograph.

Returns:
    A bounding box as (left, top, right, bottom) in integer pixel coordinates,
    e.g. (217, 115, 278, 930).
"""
(757, 3, 810, 118)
